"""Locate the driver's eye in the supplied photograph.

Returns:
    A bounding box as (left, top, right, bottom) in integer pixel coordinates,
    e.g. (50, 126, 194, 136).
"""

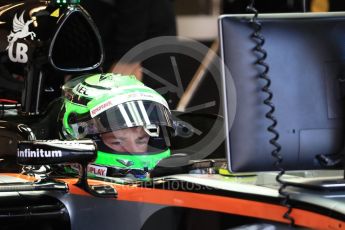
(111, 141, 122, 146)
(136, 137, 149, 144)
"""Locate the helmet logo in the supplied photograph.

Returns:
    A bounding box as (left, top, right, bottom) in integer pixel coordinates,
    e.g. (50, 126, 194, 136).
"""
(91, 100, 113, 117)
(88, 164, 107, 176)
(76, 84, 89, 95)
(99, 74, 108, 81)
(7, 11, 36, 63)
(116, 159, 134, 167)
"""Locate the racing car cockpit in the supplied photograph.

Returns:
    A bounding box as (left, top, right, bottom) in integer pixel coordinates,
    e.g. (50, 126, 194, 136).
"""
(0, 0, 223, 184)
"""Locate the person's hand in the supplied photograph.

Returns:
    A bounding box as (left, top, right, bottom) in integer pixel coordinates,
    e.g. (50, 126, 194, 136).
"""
(110, 62, 143, 81)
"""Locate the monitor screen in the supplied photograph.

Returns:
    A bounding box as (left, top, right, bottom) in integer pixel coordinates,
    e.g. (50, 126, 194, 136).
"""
(219, 12, 345, 172)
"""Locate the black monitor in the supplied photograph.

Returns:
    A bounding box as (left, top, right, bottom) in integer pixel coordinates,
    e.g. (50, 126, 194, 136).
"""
(219, 12, 345, 173)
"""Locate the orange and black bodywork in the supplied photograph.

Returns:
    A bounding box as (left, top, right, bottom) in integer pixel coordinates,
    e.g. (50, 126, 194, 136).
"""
(1, 172, 344, 230)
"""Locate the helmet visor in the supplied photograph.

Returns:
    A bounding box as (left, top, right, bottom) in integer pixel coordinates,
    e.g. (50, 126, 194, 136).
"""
(70, 100, 172, 138)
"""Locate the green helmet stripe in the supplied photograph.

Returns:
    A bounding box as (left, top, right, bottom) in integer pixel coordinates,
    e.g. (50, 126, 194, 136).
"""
(63, 100, 89, 137)
(94, 149, 171, 170)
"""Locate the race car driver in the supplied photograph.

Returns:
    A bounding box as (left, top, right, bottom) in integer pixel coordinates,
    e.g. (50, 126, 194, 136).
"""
(60, 73, 173, 180)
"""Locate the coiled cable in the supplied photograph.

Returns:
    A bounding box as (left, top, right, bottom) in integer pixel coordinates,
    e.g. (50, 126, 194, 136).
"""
(246, 0, 295, 226)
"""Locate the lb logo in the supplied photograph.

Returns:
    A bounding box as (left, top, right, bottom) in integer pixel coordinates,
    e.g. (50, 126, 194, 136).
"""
(7, 11, 36, 63)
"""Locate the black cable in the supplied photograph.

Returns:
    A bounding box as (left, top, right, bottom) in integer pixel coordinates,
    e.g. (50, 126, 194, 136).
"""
(246, 0, 295, 226)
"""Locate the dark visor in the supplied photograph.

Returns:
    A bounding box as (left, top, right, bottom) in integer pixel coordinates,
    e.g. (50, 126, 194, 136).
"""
(69, 100, 172, 137)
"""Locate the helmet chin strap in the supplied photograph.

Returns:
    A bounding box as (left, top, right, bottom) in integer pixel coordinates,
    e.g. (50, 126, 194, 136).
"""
(143, 124, 160, 137)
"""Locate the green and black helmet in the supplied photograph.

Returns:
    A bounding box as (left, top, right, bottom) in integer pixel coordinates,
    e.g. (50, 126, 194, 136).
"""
(60, 73, 173, 179)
